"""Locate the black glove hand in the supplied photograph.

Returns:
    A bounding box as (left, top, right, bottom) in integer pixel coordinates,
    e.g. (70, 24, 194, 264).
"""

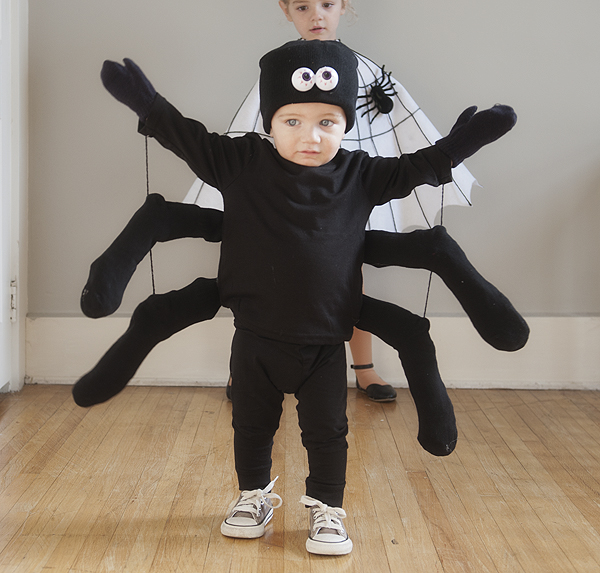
(435, 104, 517, 166)
(101, 58, 157, 120)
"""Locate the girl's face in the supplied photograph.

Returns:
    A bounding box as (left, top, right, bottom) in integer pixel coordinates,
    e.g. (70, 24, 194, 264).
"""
(279, 1, 346, 41)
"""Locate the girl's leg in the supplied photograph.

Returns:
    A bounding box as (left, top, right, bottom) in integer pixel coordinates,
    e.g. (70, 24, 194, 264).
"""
(364, 226, 529, 351)
(349, 327, 396, 401)
(356, 295, 457, 456)
(72, 277, 220, 407)
(81, 193, 223, 318)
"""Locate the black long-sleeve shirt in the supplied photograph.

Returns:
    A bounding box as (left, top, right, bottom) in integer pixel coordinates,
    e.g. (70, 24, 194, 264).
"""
(139, 94, 452, 345)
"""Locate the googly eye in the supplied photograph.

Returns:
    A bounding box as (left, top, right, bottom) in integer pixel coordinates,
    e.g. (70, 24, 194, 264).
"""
(291, 67, 315, 92)
(315, 67, 339, 91)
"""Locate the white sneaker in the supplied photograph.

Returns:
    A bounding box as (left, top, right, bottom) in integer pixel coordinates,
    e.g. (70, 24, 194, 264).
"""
(301, 495, 353, 555)
(221, 477, 282, 539)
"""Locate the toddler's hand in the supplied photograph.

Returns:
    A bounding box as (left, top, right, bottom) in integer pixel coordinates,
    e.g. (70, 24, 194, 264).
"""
(101, 58, 157, 120)
(435, 104, 517, 166)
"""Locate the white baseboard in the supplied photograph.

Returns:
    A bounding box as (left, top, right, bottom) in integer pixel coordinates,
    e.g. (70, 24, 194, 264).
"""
(25, 315, 600, 390)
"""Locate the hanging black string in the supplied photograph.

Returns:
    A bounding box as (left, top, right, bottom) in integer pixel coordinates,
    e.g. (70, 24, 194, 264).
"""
(439, 184, 445, 227)
(145, 135, 156, 295)
(422, 184, 445, 317)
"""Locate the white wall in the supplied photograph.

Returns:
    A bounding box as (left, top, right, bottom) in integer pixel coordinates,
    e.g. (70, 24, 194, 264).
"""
(26, 0, 600, 388)
(26, 315, 600, 390)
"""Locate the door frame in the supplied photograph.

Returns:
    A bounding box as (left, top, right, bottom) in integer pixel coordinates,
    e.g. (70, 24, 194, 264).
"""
(1, 0, 27, 393)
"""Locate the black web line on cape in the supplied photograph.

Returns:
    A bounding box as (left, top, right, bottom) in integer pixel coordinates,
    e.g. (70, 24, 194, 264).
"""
(353, 52, 469, 236)
(351, 51, 471, 209)
(354, 51, 446, 317)
(355, 52, 400, 232)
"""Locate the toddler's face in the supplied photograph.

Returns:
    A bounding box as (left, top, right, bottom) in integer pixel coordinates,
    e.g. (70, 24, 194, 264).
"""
(270, 102, 346, 167)
(279, 0, 346, 41)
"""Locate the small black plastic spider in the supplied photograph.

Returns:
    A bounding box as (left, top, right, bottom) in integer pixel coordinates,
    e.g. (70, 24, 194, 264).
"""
(356, 65, 398, 123)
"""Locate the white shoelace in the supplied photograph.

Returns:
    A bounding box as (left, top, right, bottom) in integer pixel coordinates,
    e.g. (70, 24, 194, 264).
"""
(228, 477, 283, 518)
(300, 495, 347, 536)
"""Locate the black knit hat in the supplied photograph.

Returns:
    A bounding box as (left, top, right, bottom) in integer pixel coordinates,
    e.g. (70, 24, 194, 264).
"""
(259, 40, 358, 134)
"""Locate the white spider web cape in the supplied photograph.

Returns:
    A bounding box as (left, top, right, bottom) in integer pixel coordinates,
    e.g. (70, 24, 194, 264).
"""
(183, 50, 476, 232)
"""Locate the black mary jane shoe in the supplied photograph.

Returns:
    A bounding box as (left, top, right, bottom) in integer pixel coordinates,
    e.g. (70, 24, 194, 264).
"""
(352, 363, 397, 403)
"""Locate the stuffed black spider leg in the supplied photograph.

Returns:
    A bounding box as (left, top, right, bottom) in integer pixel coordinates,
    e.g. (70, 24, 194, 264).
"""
(80, 193, 222, 318)
(364, 227, 530, 351)
(73, 277, 220, 407)
(356, 296, 457, 456)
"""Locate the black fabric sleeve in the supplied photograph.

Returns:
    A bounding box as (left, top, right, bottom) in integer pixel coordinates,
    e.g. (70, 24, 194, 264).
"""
(362, 145, 453, 206)
(138, 94, 256, 191)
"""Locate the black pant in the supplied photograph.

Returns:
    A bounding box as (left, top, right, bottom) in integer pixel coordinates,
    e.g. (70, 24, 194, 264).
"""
(230, 328, 348, 507)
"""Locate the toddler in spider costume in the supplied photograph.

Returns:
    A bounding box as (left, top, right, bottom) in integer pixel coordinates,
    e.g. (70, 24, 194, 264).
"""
(75, 41, 526, 552)
(75, 40, 528, 450)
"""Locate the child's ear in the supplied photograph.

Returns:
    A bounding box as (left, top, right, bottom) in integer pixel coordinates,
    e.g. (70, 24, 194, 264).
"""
(279, 1, 293, 22)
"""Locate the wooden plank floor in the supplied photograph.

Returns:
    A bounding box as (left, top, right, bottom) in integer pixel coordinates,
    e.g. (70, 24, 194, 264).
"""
(1, 385, 600, 572)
